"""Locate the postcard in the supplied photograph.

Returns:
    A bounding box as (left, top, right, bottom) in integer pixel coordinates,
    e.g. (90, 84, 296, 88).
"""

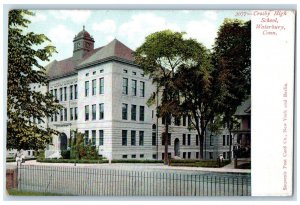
(4, 8, 295, 198)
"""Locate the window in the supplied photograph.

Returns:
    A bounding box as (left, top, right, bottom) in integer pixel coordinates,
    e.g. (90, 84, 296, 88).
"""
(51, 114, 53, 122)
(132, 71, 136, 75)
(162, 115, 171, 125)
(131, 105, 136, 121)
(210, 135, 213, 146)
(84, 131, 89, 145)
(209, 152, 213, 159)
(60, 109, 63, 121)
(60, 88, 63, 101)
(123, 69, 128, 73)
(64, 87, 67, 101)
(99, 103, 104, 120)
(140, 154, 144, 158)
(122, 155, 127, 159)
(139, 131, 144, 146)
(196, 135, 199, 146)
(54, 89, 57, 100)
(223, 135, 226, 146)
(85, 105, 89, 121)
(122, 103, 128, 120)
(92, 79, 96, 95)
(152, 154, 157, 159)
(99, 78, 104, 94)
(152, 110, 154, 118)
(92, 130, 96, 145)
(140, 81, 145, 97)
(93, 71, 96, 75)
(187, 134, 191, 146)
(223, 152, 227, 159)
(162, 133, 171, 145)
(122, 78, 128, 95)
(74, 84, 78, 99)
(99, 130, 104, 146)
(131, 154, 136, 159)
(122, 130, 127, 146)
(188, 152, 191, 159)
(64, 108, 67, 121)
(141, 73, 144, 77)
(196, 152, 199, 159)
(70, 108, 74, 121)
(92, 104, 96, 120)
(152, 132, 156, 146)
(86, 73, 89, 76)
(85, 81, 89, 97)
(131, 80, 137, 96)
(139, 106, 145, 121)
(100, 69, 104, 73)
(75, 107, 78, 120)
(227, 135, 230, 146)
(183, 152, 186, 159)
(230, 135, 232, 145)
(131, 130, 136, 146)
(55, 113, 57, 122)
(188, 115, 192, 127)
(70, 85, 73, 100)
(175, 117, 181, 126)
(182, 134, 186, 145)
(183, 115, 186, 126)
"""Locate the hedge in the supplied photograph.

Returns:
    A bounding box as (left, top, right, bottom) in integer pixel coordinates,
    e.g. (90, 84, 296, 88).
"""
(6, 158, 37, 163)
(111, 159, 164, 163)
(170, 159, 231, 168)
(37, 158, 108, 164)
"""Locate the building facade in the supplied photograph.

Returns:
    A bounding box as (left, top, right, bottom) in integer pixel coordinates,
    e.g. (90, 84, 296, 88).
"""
(44, 27, 202, 160)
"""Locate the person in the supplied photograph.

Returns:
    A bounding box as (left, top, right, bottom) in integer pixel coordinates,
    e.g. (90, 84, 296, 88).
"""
(15, 150, 25, 165)
(218, 154, 224, 163)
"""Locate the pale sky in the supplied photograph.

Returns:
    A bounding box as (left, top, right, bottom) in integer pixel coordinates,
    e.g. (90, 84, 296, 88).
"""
(25, 10, 250, 65)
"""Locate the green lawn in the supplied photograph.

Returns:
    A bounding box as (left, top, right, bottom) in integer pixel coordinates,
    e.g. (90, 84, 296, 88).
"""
(7, 189, 67, 196)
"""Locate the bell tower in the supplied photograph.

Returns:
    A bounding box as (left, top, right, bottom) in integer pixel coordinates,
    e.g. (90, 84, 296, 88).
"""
(73, 26, 95, 62)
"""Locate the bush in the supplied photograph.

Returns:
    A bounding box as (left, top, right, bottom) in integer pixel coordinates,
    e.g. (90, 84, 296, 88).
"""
(37, 158, 108, 164)
(61, 150, 70, 159)
(111, 159, 164, 163)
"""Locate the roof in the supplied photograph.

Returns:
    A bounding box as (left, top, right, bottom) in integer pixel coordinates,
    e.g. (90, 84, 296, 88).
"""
(234, 97, 251, 116)
(77, 39, 134, 68)
(45, 39, 134, 80)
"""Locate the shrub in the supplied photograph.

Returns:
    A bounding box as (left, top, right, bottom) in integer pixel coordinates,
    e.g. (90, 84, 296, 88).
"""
(111, 159, 164, 163)
(37, 158, 108, 164)
(61, 150, 70, 159)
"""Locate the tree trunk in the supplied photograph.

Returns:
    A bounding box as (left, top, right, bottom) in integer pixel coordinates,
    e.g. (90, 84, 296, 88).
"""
(164, 115, 169, 165)
(199, 133, 204, 160)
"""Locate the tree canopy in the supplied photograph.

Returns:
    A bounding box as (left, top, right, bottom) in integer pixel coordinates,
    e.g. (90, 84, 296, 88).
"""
(7, 10, 62, 151)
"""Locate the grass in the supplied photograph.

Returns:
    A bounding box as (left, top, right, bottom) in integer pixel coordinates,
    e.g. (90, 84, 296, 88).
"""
(170, 159, 231, 168)
(7, 189, 67, 196)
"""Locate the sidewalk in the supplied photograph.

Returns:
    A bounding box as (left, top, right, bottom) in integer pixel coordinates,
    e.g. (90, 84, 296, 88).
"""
(6, 160, 250, 174)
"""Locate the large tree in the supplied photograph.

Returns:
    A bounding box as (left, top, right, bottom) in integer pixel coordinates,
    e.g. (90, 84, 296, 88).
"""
(134, 30, 203, 164)
(212, 19, 251, 159)
(176, 19, 251, 160)
(7, 10, 62, 151)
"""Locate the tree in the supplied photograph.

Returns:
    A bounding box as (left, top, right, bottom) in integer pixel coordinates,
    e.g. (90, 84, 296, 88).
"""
(176, 19, 251, 160)
(134, 30, 203, 164)
(212, 19, 251, 160)
(7, 10, 62, 151)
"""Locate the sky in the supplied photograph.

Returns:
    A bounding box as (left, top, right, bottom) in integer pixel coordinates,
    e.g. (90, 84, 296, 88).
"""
(25, 10, 250, 65)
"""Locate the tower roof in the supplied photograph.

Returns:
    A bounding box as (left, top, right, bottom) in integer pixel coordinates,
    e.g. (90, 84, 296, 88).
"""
(73, 25, 94, 42)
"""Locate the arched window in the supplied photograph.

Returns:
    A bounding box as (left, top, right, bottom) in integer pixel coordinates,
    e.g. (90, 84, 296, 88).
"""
(152, 124, 156, 130)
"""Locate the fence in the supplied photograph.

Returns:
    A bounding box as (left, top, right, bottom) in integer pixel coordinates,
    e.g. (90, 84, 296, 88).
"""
(18, 164, 251, 196)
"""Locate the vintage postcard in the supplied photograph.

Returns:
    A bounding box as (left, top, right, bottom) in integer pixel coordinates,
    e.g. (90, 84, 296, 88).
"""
(4, 8, 295, 198)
